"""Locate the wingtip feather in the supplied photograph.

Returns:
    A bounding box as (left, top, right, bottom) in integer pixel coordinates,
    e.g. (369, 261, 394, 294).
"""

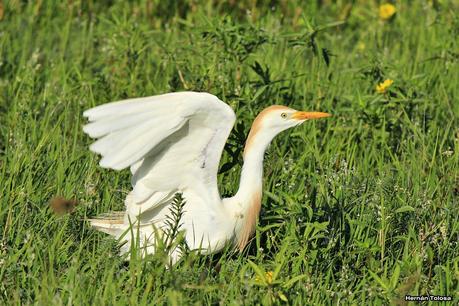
(99, 158, 127, 171)
(82, 123, 96, 138)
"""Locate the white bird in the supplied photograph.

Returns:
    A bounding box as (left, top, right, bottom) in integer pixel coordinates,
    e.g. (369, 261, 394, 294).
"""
(83, 91, 330, 263)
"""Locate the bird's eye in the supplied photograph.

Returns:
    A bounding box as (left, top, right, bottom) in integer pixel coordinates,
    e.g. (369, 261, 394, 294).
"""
(281, 113, 288, 119)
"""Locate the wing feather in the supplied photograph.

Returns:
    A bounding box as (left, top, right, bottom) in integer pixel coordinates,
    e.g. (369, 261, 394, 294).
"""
(83, 93, 183, 121)
(83, 110, 159, 138)
(83, 91, 236, 200)
(84, 92, 237, 249)
(97, 116, 186, 170)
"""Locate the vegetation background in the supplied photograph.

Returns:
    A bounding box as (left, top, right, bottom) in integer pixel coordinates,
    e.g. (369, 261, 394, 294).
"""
(0, 0, 458, 304)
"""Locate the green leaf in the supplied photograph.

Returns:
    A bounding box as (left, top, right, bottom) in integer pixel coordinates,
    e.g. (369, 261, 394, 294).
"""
(368, 271, 389, 290)
(251, 85, 268, 102)
(282, 274, 308, 289)
(278, 291, 289, 302)
(248, 260, 268, 286)
(394, 206, 415, 213)
(390, 264, 401, 289)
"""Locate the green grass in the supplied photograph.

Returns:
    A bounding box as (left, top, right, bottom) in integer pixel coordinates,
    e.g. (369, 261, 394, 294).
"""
(1, 0, 458, 304)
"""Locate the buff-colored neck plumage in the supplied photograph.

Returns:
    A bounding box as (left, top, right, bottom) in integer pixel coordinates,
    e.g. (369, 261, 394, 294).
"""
(232, 106, 290, 250)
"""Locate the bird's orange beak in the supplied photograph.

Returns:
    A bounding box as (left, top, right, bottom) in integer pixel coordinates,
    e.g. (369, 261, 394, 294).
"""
(291, 111, 332, 120)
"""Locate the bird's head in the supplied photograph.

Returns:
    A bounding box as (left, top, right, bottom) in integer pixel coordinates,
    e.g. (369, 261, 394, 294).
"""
(244, 105, 331, 157)
(252, 105, 331, 135)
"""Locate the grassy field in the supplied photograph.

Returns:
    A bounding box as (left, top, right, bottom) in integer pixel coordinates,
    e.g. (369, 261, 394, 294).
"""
(1, 0, 458, 304)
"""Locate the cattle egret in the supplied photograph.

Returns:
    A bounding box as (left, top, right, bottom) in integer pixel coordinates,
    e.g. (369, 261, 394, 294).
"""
(83, 91, 330, 263)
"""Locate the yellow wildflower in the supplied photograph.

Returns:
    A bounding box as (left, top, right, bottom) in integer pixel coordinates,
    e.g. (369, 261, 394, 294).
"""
(265, 271, 273, 284)
(255, 271, 274, 284)
(376, 79, 394, 93)
(379, 3, 396, 20)
(357, 42, 366, 52)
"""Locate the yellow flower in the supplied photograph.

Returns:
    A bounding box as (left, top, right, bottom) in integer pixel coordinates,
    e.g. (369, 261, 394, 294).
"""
(255, 271, 274, 284)
(379, 3, 396, 20)
(357, 42, 366, 52)
(265, 271, 273, 284)
(376, 79, 394, 93)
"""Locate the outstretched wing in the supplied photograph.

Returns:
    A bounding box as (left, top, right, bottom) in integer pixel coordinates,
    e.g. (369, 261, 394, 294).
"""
(83, 92, 236, 216)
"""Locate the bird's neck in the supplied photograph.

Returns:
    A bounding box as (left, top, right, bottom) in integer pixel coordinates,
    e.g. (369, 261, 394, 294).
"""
(236, 129, 273, 199)
(231, 128, 274, 250)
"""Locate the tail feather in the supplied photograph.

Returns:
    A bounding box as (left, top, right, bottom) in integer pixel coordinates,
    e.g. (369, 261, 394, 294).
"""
(88, 211, 126, 236)
(87, 210, 183, 264)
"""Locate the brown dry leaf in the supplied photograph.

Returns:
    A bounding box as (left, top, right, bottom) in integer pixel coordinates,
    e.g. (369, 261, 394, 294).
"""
(49, 196, 78, 216)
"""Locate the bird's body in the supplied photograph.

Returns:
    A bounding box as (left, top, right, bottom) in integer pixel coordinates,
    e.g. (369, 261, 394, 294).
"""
(83, 92, 330, 263)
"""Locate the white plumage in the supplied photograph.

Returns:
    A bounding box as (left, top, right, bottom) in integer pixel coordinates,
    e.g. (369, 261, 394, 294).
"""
(83, 91, 331, 263)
